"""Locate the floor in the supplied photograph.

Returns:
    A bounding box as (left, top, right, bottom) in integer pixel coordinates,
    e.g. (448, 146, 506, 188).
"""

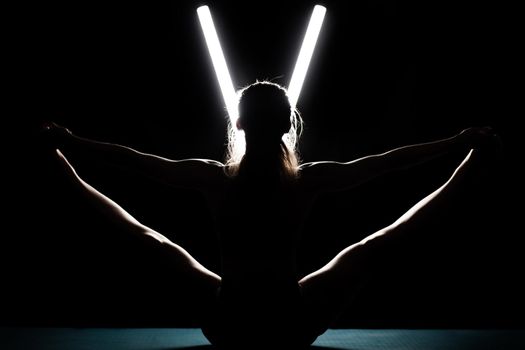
(1, 328, 524, 349)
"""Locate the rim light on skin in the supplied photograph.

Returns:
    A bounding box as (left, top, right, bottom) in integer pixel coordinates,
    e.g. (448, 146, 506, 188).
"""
(197, 5, 326, 163)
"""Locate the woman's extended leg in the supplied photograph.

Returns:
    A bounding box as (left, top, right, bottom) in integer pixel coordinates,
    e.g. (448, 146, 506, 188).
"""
(53, 149, 221, 298)
(299, 149, 479, 335)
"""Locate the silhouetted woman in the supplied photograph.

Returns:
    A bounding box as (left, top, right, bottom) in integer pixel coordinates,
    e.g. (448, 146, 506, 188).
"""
(45, 81, 497, 348)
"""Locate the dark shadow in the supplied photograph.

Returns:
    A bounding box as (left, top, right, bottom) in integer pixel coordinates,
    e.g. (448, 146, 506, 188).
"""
(160, 345, 347, 350)
(157, 346, 215, 350)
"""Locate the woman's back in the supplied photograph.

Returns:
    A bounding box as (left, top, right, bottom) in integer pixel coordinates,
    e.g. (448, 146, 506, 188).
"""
(202, 163, 318, 347)
(209, 81, 308, 286)
(211, 168, 314, 281)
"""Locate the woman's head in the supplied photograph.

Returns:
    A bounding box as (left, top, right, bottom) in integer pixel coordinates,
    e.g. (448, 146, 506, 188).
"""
(225, 81, 302, 178)
(237, 81, 292, 142)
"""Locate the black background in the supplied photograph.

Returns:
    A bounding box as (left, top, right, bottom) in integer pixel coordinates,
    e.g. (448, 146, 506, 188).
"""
(4, 0, 522, 328)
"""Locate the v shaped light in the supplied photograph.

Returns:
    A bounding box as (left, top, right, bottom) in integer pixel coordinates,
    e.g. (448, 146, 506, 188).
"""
(197, 5, 326, 126)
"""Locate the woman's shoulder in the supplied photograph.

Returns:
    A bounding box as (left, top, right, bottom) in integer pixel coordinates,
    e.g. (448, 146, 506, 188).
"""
(164, 158, 229, 192)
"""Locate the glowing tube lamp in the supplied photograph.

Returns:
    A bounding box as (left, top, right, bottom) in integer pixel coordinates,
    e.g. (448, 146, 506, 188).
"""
(197, 5, 325, 161)
(288, 5, 326, 109)
(197, 5, 239, 123)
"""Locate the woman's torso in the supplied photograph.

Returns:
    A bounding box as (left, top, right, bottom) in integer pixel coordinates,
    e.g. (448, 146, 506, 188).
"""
(202, 169, 319, 344)
(207, 170, 315, 285)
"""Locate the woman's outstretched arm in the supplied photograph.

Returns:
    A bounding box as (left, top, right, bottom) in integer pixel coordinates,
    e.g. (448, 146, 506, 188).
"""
(53, 148, 170, 243)
(43, 123, 225, 191)
(53, 148, 222, 283)
(299, 127, 498, 193)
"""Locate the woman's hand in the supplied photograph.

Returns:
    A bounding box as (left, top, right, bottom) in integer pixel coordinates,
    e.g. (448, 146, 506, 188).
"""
(40, 122, 74, 149)
(457, 127, 500, 151)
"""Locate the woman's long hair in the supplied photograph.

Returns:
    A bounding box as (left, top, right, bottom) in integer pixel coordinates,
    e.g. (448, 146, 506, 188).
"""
(224, 81, 303, 179)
